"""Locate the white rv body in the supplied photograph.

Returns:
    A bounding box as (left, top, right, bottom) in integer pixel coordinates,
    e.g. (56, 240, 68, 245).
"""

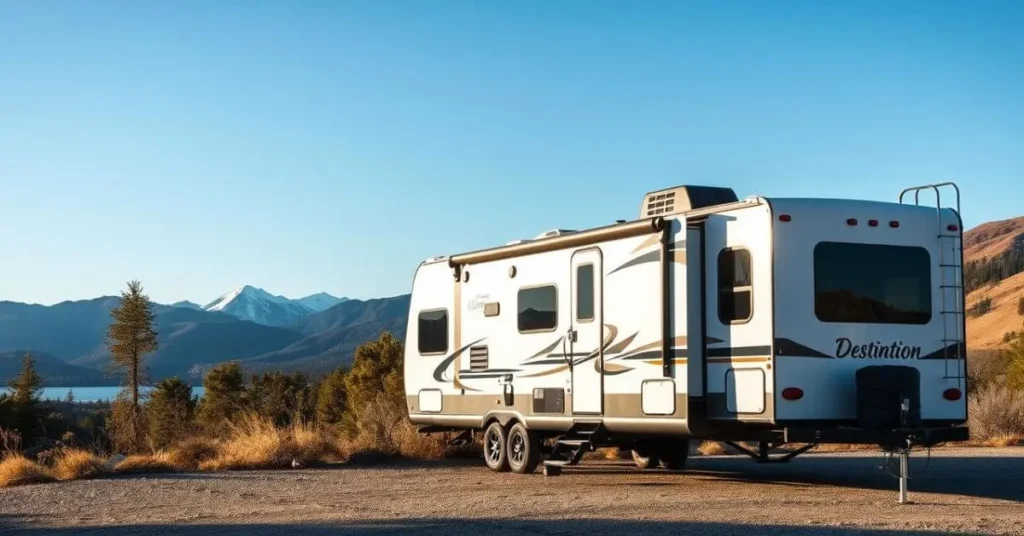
(403, 184, 969, 471)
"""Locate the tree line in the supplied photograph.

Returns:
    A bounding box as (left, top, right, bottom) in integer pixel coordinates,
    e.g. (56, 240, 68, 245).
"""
(965, 248, 1024, 293)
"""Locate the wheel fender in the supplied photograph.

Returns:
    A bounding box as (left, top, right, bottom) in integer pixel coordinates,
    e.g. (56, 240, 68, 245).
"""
(483, 410, 528, 429)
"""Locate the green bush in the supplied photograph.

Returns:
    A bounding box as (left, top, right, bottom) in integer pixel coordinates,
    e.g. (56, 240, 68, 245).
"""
(147, 377, 198, 450)
(196, 361, 247, 434)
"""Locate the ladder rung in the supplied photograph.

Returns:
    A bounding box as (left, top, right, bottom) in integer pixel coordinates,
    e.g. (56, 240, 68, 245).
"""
(939, 263, 961, 267)
(940, 311, 964, 315)
(940, 285, 963, 289)
(942, 339, 964, 343)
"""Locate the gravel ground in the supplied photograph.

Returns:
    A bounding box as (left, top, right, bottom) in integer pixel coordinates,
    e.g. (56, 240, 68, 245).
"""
(1, 448, 1022, 535)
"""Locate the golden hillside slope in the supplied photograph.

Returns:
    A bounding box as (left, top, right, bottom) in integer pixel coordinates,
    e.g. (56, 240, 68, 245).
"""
(964, 216, 1024, 264)
(962, 215, 1024, 349)
(966, 270, 1024, 350)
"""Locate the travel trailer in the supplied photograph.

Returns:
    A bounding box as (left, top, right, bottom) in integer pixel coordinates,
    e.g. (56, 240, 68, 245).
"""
(402, 182, 969, 500)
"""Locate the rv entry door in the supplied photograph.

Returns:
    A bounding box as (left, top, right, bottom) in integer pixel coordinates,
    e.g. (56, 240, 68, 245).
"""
(570, 248, 604, 415)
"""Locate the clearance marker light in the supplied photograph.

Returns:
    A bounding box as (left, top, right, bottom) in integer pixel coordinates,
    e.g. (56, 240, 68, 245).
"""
(779, 214, 791, 222)
(846, 218, 858, 226)
(868, 219, 879, 227)
(947, 224, 959, 232)
(781, 387, 804, 400)
(889, 220, 900, 228)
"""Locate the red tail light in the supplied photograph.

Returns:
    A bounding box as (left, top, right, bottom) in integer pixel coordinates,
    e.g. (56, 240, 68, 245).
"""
(846, 218, 858, 226)
(779, 214, 791, 222)
(943, 388, 962, 401)
(781, 387, 804, 400)
(947, 224, 959, 232)
(889, 220, 900, 228)
(868, 219, 879, 227)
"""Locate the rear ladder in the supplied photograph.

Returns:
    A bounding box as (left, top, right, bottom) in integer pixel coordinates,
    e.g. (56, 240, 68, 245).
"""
(898, 182, 966, 389)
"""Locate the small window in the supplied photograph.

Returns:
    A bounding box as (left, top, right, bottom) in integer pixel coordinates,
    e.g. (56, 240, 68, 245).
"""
(718, 248, 753, 324)
(518, 285, 558, 332)
(576, 264, 595, 322)
(418, 309, 448, 354)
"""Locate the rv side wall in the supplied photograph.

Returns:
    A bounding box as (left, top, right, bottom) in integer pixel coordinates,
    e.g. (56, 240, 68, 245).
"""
(404, 220, 695, 435)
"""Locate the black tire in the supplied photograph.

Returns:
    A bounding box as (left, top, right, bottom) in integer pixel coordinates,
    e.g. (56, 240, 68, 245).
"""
(631, 449, 659, 469)
(483, 421, 510, 472)
(506, 422, 540, 474)
(657, 439, 690, 471)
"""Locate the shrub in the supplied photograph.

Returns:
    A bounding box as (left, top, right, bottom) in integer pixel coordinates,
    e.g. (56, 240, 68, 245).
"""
(107, 392, 149, 454)
(0, 455, 53, 487)
(147, 377, 198, 450)
(343, 332, 405, 435)
(967, 349, 1013, 395)
(114, 452, 176, 474)
(247, 371, 314, 427)
(970, 296, 993, 317)
(316, 368, 348, 426)
(167, 437, 220, 471)
(1018, 296, 1024, 316)
(52, 448, 109, 481)
(196, 361, 247, 434)
(1006, 336, 1024, 391)
(698, 441, 727, 456)
(968, 380, 1024, 440)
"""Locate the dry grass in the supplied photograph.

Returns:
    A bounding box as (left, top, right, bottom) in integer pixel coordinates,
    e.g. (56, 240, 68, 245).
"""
(697, 441, 727, 456)
(52, 449, 109, 481)
(0, 455, 54, 487)
(969, 381, 1024, 441)
(167, 437, 220, 470)
(114, 452, 176, 474)
(199, 414, 340, 471)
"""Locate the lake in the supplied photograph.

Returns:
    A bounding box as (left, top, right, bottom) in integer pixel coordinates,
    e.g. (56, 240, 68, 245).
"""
(4, 386, 207, 403)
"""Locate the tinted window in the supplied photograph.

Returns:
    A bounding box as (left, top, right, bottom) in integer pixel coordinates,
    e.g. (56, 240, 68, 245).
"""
(814, 242, 931, 324)
(518, 285, 558, 332)
(718, 249, 752, 324)
(418, 309, 448, 354)
(576, 264, 594, 321)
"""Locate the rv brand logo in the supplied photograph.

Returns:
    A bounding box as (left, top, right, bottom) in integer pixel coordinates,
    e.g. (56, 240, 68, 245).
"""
(468, 294, 491, 311)
(835, 338, 922, 360)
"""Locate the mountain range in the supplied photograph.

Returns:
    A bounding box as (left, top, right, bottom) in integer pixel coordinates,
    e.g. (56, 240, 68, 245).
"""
(0, 286, 408, 386)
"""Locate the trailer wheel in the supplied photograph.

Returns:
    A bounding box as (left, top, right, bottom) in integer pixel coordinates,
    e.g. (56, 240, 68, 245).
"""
(657, 439, 690, 471)
(506, 422, 540, 474)
(631, 449, 659, 469)
(483, 421, 510, 472)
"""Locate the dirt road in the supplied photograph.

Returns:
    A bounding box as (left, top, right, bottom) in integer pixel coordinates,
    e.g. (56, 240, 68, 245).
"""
(1, 448, 1022, 535)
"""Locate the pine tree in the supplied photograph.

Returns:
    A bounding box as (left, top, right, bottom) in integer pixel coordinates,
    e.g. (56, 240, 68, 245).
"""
(106, 280, 159, 452)
(315, 367, 348, 426)
(247, 371, 312, 426)
(7, 352, 43, 406)
(196, 361, 247, 433)
(5, 352, 44, 443)
(343, 332, 405, 437)
(147, 377, 197, 449)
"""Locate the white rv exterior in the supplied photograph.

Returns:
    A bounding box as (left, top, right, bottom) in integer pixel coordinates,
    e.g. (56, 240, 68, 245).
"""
(403, 183, 970, 474)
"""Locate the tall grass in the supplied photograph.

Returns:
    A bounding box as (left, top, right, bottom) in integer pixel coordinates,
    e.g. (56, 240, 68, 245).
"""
(969, 380, 1024, 444)
(52, 449, 109, 481)
(0, 455, 53, 487)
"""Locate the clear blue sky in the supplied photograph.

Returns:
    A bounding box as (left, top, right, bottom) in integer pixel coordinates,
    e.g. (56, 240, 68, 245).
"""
(1, 1, 1021, 306)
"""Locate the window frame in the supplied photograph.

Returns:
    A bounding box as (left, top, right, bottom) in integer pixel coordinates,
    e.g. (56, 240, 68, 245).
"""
(717, 247, 754, 325)
(575, 263, 595, 323)
(812, 241, 933, 325)
(517, 283, 559, 334)
(417, 308, 449, 355)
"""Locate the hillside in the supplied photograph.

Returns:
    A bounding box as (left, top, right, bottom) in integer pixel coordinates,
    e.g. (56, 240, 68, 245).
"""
(0, 350, 106, 387)
(964, 215, 1024, 349)
(964, 216, 1024, 264)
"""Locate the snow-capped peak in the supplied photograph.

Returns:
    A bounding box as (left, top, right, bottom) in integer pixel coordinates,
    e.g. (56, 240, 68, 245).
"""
(295, 292, 347, 312)
(203, 285, 290, 312)
(200, 285, 343, 327)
